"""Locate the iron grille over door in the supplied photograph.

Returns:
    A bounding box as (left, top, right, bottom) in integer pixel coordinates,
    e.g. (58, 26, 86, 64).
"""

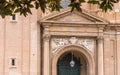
(57, 53, 81, 75)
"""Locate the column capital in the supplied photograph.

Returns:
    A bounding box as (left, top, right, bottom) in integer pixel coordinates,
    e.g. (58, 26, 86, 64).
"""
(97, 36, 104, 40)
(43, 34, 51, 42)
(97, 25, 105, 30)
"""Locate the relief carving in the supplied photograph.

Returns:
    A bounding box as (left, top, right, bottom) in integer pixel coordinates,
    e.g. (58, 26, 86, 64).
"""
(51, 37, 94, 53)
(43, 34, 51, 42)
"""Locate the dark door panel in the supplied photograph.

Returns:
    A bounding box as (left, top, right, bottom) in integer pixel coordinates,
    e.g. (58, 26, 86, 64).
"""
(57, 53, 81, 75)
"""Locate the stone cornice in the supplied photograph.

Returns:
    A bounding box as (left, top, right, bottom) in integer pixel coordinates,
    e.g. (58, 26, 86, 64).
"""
(41, 21, 108, 28)
(104, 25, 120, 31)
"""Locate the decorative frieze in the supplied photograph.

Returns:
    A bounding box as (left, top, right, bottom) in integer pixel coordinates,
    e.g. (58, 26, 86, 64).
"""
(51, 37, 94, 53)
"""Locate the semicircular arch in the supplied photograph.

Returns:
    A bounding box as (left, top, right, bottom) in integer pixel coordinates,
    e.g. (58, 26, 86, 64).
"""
(52, 45, 95, 75)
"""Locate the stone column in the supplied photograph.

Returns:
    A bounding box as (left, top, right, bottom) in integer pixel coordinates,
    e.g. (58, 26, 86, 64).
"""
(43, 25, 50, 75)
(97, 36, 104, 75)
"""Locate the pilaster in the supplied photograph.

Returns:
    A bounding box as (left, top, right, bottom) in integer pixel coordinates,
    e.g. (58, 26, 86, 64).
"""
(43, 25, 50, 75)
(97, 26, 104, 75)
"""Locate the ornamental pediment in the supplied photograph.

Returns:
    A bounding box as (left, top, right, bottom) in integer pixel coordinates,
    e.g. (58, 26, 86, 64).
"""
(41, 8, 108, 24)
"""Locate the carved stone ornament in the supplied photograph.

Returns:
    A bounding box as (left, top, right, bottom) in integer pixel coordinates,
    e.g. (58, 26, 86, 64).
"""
(43, 34, 51, 41)
(51, 37, 94, 53)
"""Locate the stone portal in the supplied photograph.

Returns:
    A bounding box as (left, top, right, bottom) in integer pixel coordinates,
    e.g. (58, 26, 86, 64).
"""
(57, 51, 87, 75)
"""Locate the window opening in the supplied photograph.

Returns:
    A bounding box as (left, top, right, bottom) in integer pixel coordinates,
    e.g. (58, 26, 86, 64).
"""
(11, 58, 15, 66)
(12, 14, 16, 20)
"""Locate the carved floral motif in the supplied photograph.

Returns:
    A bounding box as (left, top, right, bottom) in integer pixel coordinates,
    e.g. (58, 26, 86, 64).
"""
(51, 37, 94, 53)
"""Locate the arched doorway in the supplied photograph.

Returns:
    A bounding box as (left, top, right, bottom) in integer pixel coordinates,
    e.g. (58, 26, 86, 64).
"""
(52, 45, 95, 75)
(57, 51, 87, 75)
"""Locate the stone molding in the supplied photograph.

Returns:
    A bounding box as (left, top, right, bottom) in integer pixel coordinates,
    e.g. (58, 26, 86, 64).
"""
(51, 37, 94, 53)
(52, 45, 95, 75)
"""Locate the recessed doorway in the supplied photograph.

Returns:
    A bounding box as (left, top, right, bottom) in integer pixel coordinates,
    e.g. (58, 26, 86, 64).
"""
(57, 51, 87, 75)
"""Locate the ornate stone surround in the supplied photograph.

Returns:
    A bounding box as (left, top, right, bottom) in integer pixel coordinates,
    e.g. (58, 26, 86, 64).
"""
(51, 37, 95, 54)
